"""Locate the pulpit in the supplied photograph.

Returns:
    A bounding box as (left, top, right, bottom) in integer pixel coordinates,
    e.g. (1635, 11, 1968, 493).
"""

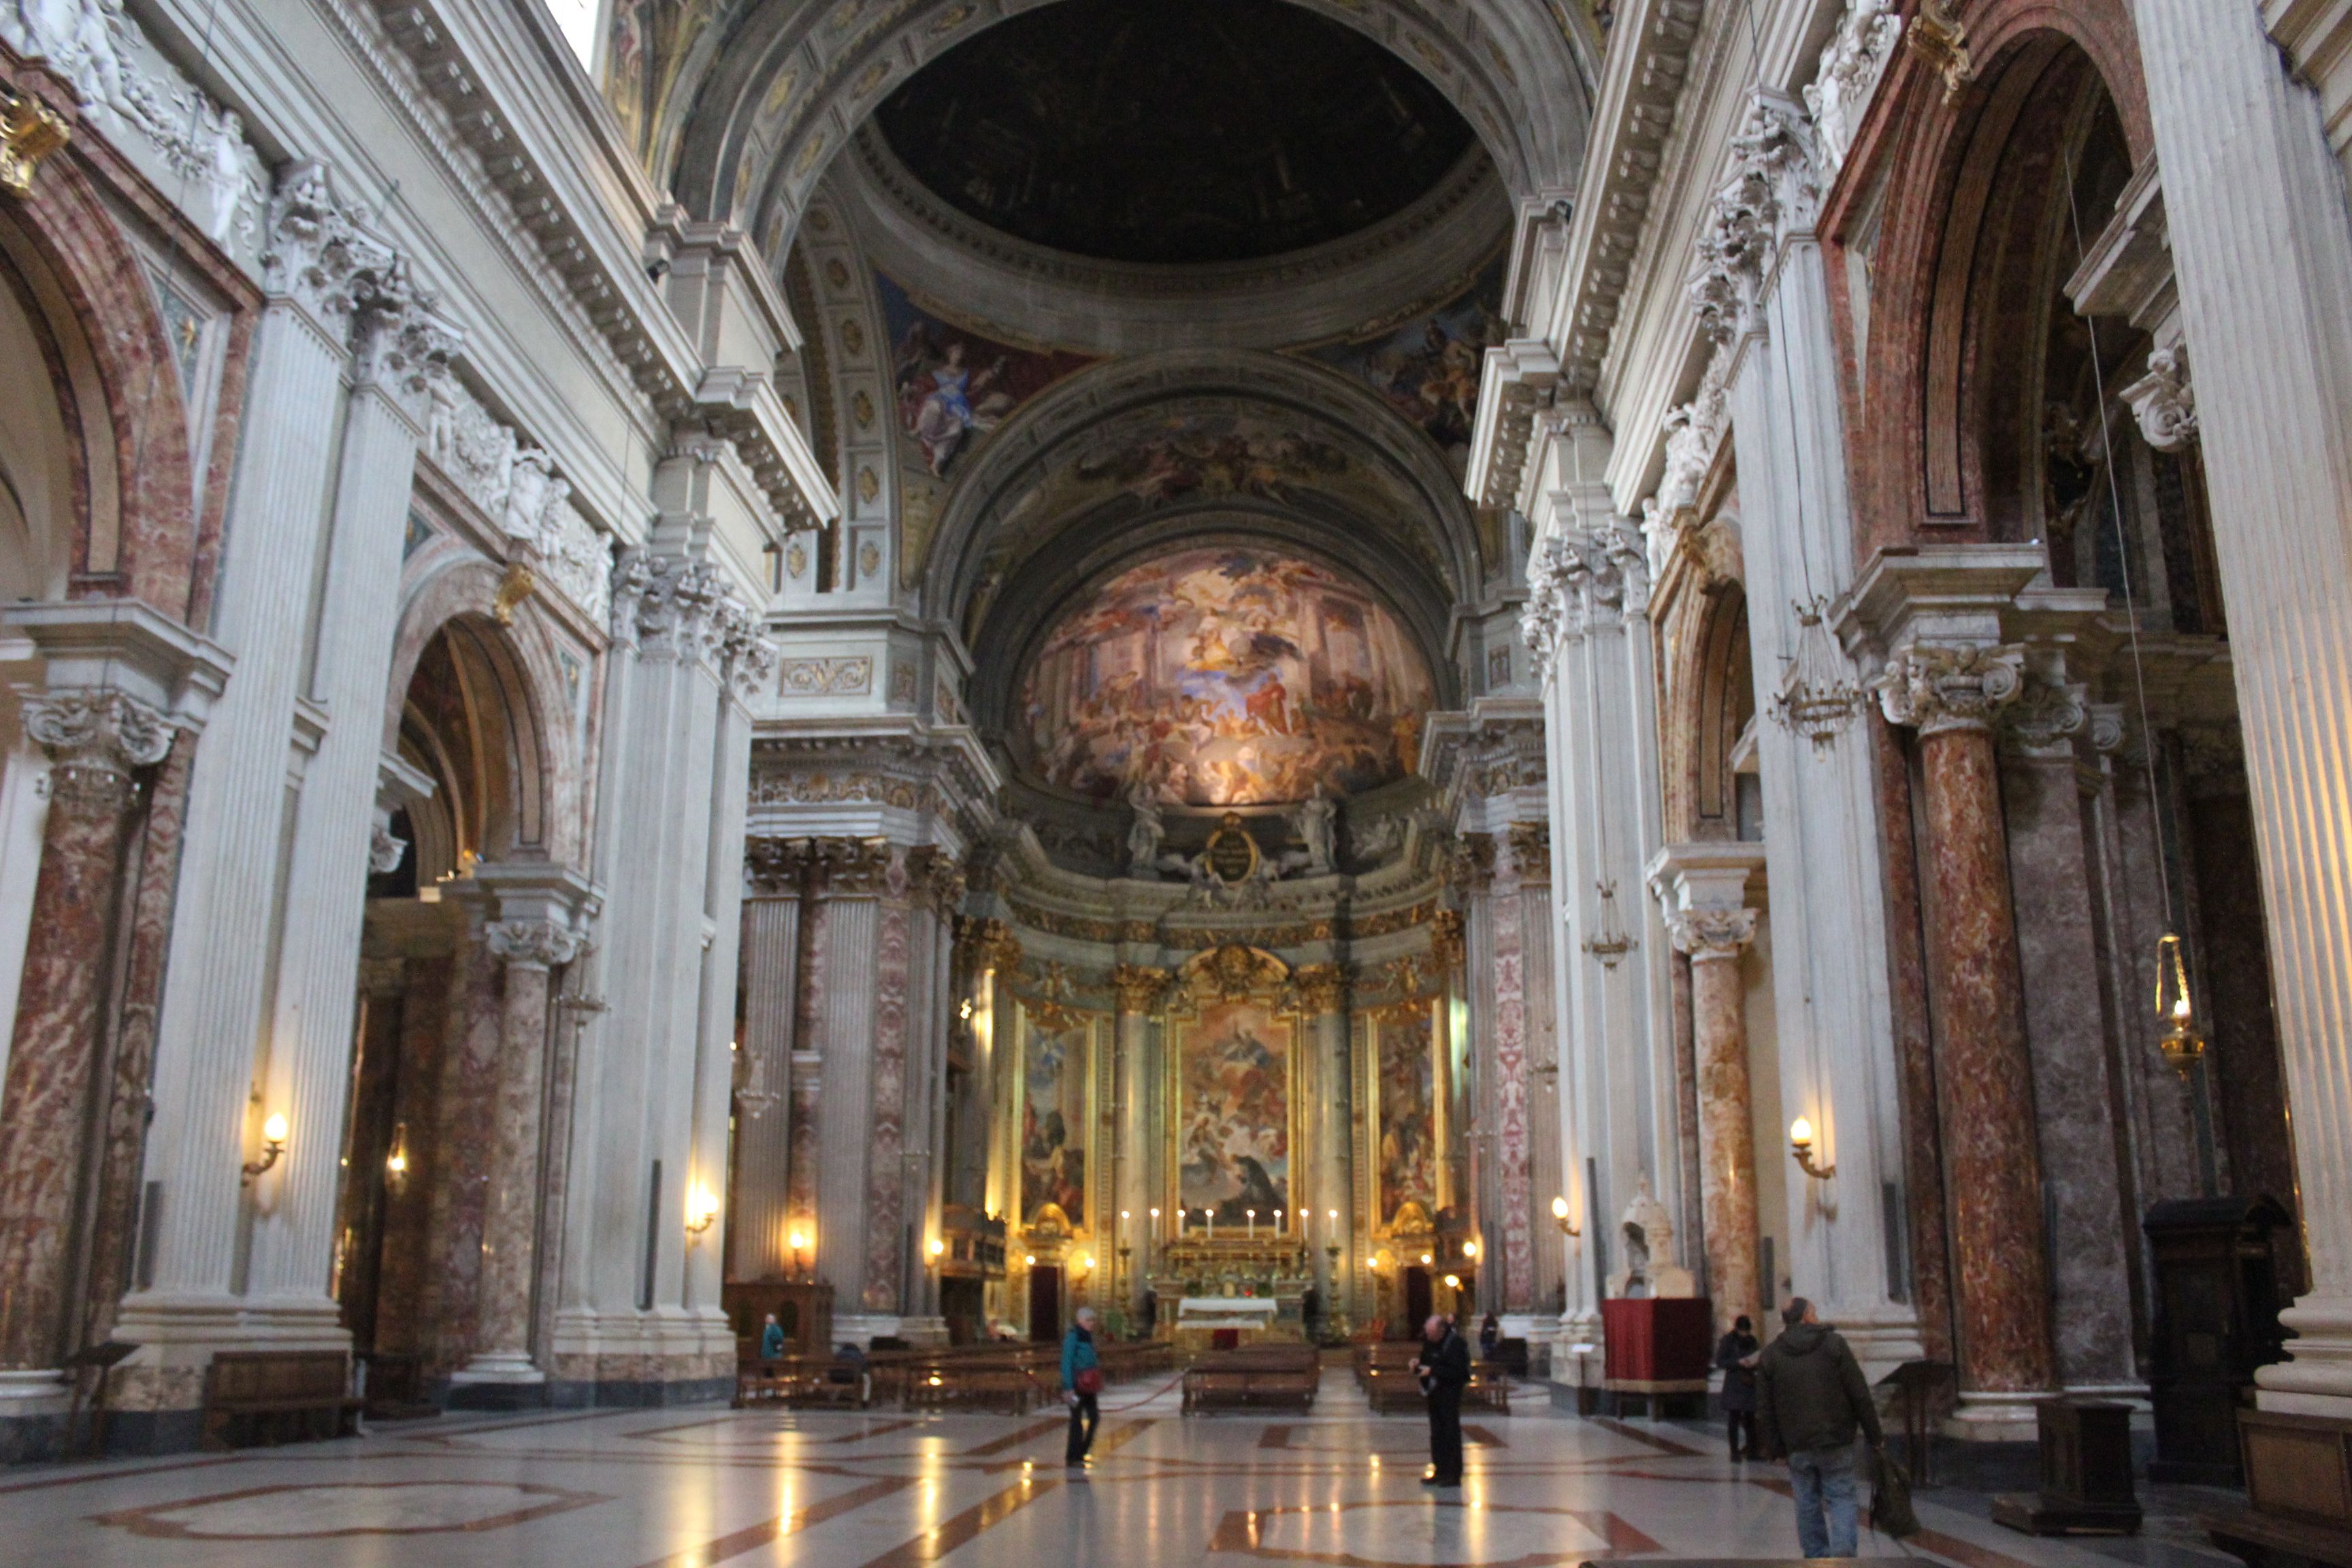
(1601, 1296, 1712, 1418)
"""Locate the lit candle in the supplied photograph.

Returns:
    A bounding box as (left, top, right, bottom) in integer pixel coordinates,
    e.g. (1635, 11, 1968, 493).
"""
(1246, 1208, 1256, 1239)
(1274, 1208, 1284, 1234)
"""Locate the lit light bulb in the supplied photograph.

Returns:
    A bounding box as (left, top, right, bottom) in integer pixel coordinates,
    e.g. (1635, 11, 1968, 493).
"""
(928, 1237, 945, 1257)
(261, 1112, 289, 1145)
(1788, 1116, 1814, 1149)
(1443, 1274, 1461, 1290)
(1551, 1195, 1570, 1221)
(1463, 1241, 1478, 1258)
(1421, 1253, 1433, 1267)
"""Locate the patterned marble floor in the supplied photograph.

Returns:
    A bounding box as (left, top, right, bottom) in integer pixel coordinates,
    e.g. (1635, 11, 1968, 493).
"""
(0, 1376, 2246, 1567)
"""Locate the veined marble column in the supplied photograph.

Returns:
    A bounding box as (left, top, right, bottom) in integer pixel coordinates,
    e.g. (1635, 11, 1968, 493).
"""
(248, 267, 456, 1311)
(452, 919, 583, 1390)
(1110, 964, 1169, 1318)
(2136, 0, 2352, 1417)
(858, 848, 917, 1317)
(1665, 901, 1761, 1336)
(1876, 644, 2055, 1411)
(0, 691, 172, 1377)
(807, 839, 892, 1312)
(1492, 826, 1542, 1314)
(1294, 964, 1350, 1321)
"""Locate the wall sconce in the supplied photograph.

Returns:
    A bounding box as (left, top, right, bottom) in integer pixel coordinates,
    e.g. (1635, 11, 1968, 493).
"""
(1443, 1273, 1462, 1291)
(1075, 1252, 1093, 1276)
(1420, 1252, 1434, 1267)
(1462, 1241, 1478, 1260)
(385, 1121, 410, 1194)
(1788, 1117, 1835, 1180)
(958, 998, 973, 1022)
(928, 1237, 946, 1264)
(242, 1111, 289, 1185)
(2155, 932, 2206, 1079)
(1024, 1253, 1038, 1267)
(686, 1184, 720, 1235)
(1550, 1194, 1580, 1237)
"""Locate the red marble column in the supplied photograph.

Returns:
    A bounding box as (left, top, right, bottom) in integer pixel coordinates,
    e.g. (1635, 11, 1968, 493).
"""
(860, 851, 914, 1314)
(1669, 909, 1761, 1337)
(461, 921, 581, 1378)
(1878, 644, 2055, 1397)
(0, 690, 172, 1371)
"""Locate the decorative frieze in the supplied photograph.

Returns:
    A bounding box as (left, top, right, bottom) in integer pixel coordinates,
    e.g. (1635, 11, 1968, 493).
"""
(1805, 0, 1901, 179)
(777, 656, 872, 696)
(0, 0, 266, 244)
(1872, 642, 2025, 737)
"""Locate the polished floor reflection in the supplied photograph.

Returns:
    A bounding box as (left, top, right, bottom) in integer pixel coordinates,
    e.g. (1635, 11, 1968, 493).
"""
(2, 1377, 2242, 1567)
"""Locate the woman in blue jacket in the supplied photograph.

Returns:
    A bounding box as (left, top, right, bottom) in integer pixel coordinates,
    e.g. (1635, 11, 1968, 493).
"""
(1062, 1306, 1102, 1475)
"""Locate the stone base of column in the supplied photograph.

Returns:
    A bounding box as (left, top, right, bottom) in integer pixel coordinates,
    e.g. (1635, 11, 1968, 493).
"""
(0, 1370, 71, 1463)
(446, 1354, 549, 1410)
(544, 1308, 735, 1408)
(1942, 1390, 2050, 1443)
(1825, 1307, 1927, 1388)
(101, 1292, 351, 1453)
(2257, 1299, 2352, 1418)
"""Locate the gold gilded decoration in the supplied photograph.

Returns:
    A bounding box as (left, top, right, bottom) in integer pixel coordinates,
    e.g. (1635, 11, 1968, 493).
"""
(0, 88, 69, 199)
(492, 561, 538, 626)
(1203, 813, 1262, 884)
(858, 539, 881, 578)
(1504, 821, 1551, 881)
(1185, 943, 1289, 1002)
(1906, 0, 1974, 102)
(928, 1, 975, 35)
(1430, 909, 1467, 971)
(824, 257, 851, 289)
(1292, 962, 1348, 1016)
(785, 541, 809, 579)
(857, 466, 879, 503)
(852, 389, 875, 428)
(793, 131, 829, 180)
(1111, 963, 1172, 1013)
(957, 915, 1022, 975)
(840, 318, 866, 356)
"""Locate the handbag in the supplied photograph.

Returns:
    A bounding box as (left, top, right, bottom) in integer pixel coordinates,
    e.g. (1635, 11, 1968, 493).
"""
(1869, 1446, 1922, 1540)
(1074, 1366, 1104, 1396)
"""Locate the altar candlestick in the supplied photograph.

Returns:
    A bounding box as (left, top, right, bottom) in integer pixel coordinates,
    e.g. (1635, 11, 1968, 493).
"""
(1246, 1209, 1256, 1239)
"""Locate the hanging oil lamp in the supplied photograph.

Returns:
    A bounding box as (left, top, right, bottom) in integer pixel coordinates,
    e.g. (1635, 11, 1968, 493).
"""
(2155, 932, 2205, 1078)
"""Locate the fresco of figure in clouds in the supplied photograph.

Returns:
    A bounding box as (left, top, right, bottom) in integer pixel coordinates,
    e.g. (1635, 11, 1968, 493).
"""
(1178, 1002, 1292, 1224)
(1020, 547, 1435, 808)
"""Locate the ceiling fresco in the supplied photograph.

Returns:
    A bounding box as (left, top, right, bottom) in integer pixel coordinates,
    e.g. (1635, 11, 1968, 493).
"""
(870, 0, 1479, 264)
(1018, 546, 1435, 808)
(1296, 254, 1505, 476)
(882, 272, 1096, 477)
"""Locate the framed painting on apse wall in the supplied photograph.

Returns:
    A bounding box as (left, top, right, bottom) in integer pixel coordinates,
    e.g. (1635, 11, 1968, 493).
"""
(1369, 1002, 1438, 1232)
(1019, 1011, 1094, 1228)
(1169, 998, 1299, 1224)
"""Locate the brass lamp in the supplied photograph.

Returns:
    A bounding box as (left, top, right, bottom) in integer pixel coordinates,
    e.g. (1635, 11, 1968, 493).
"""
(1788, 1117, 1835, 1180)
(242, 1111, 289, 1185)
(384, 1120, 410, 1194)
(1550, 1194, 1580, 1237)
(2155, 932, 2206, 1079)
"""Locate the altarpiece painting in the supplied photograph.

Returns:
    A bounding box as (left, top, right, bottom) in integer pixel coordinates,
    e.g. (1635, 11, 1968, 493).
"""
(1172, 998, 1296, 1224)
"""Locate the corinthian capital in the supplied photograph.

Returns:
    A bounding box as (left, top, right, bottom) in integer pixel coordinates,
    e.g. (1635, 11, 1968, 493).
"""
(262, 160, 395, 329)
(1690, 93, 1822, 344)
(1871, 642, 2024, 736)
(1667, 906, 1758, 960)
(352, 255, 462, 419)
(1291, 963, 1349, 1017)
(1109, 962, 1173, 1014)
(22, 688, 173, 811)
(485, 919, 587, 970)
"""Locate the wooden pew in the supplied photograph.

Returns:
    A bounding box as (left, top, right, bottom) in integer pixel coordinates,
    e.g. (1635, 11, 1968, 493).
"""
(1182, 1343, 1320, 1414)
(201, 1351, 359, 1450)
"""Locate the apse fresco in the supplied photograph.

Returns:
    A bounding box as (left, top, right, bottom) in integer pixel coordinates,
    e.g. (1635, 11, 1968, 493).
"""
(881, 274, 1094, 476)
(1178, 1001, 1292, 1224)
(1377, 1010, 1436, 1228)
(1019, 548, 1435, 806)
(1303, 257, 1506, 476)
(1020, 1021, 1088, 1226)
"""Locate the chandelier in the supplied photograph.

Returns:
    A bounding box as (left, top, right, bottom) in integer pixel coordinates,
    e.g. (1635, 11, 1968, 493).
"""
(1771, 598, 1863, 747)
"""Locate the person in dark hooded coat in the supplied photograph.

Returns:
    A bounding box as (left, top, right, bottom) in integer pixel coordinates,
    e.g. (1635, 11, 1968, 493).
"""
(1715, 1313, 1760, 1460)
(1757, 1297, 1883, 1558)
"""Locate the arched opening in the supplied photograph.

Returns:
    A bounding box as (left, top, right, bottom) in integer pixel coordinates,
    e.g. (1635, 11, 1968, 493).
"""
(335, 612, 570, 1411)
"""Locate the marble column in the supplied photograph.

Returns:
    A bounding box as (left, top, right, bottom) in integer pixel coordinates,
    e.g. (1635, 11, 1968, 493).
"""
(2136, 0, 2352, 1416)
(858, 849, 915, 1316)
(1110, 964, 1169, 1318)
(0, 691, 172, 1376)
(732, 848, 804, 1283)
(1492, 826, 1541, 1314)
(1876, 643, 2056, 1410)
(248, 268, 457, 1312)
(122, 165, 379, 1373)
(807, 838, 892, 1312)
(453, 919, 583, 1388)
(1666, 903, 1761, 1336)
(1294, 964, 1350, 1320)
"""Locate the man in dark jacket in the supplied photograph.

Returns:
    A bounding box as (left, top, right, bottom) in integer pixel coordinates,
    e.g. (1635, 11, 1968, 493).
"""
(1757, 1298, 1884, 1557)
(1413, 1313, 1472, 1486)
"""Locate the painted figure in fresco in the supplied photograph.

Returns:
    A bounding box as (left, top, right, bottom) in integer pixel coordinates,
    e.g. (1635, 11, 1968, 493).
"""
(902, 338, 1009, 475)
(1021, 1036, 1084, 1225)
(1020, 548, 1435, 808)
(1379, 1016, 1436, 1224)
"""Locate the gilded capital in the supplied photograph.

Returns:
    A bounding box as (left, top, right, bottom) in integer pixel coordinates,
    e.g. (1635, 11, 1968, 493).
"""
(1292, 963, 1349, 1016)
(1431, 908, 1467, 972)
(1109, 963, 1171, 1013)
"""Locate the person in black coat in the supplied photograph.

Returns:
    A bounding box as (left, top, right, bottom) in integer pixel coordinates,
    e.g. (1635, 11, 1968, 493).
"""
(1413, 1313, 1473, 1486)
(1715, 1313, 1761, 1460)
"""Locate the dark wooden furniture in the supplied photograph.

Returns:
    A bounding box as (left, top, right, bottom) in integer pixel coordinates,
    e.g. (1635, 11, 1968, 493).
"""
(2143, 1195, 2293, 1486)
(1878, 1360, 1956, 1486)
(1991, 1401, 2142, 1535)
(201, 1351, 359, 1450)
(2203, 1408, 2352, 1568)
(1182, 1344, 1319, 1414)
(1601, 1297, 1712, 1417)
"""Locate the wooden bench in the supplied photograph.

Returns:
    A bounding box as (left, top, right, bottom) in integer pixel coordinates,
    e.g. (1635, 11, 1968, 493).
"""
(1182, 1345, 1320, 1414)
(900, 1356, 1042, 1415)
(1367, 1357, 1513, 1414)
(202, 1351, 359, 1450)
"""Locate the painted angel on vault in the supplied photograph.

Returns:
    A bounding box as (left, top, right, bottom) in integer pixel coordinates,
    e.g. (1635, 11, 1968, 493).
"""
(896, 329, 1011, 476)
